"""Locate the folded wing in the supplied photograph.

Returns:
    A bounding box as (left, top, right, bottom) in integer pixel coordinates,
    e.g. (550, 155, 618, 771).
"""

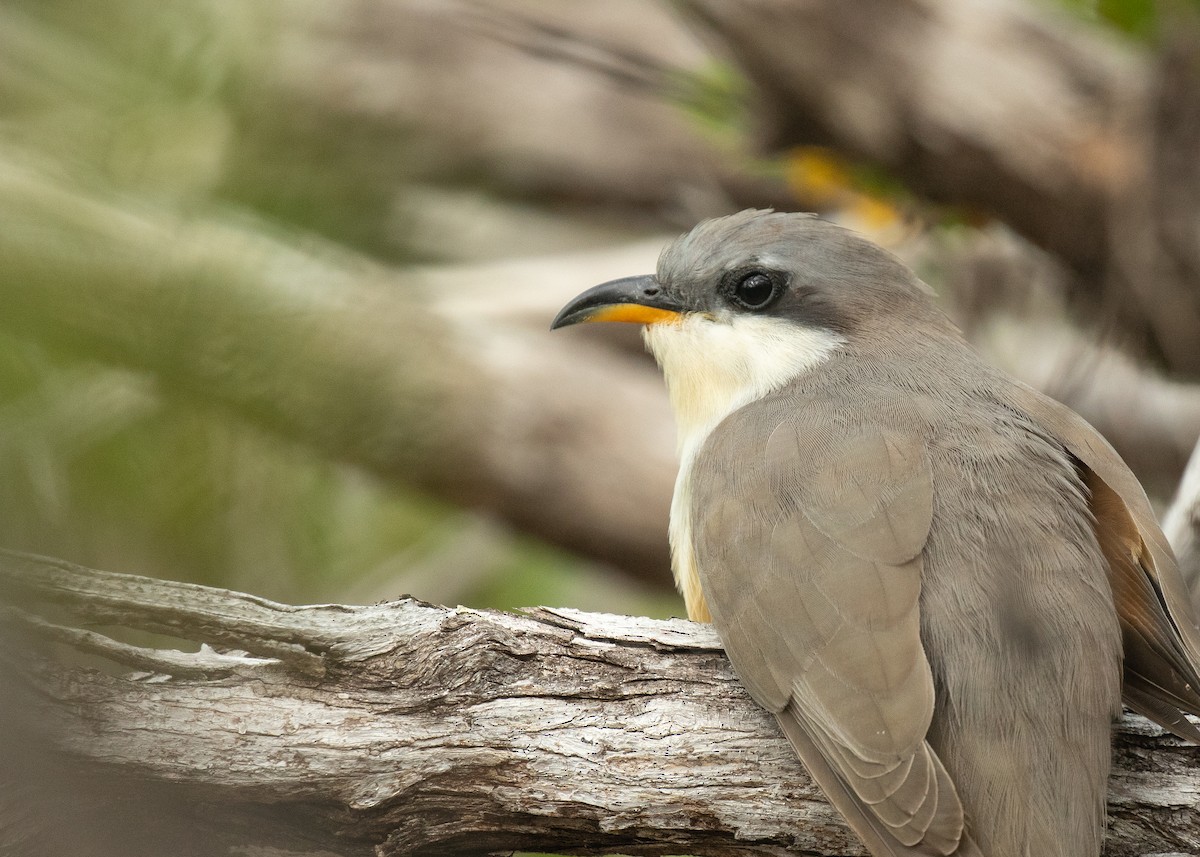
(691, 406, 977, 856)
(1012, 385, 1200, 741)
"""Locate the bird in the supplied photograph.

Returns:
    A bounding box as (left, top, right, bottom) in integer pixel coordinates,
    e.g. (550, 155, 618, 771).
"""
(550, 209, 1200, 857)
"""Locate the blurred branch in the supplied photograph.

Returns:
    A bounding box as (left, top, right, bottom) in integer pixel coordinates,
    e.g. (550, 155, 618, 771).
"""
(0, 151, 675, 584)
(1109, 22, 1200, 375)
(677, 0, 1140, 268)
(985, 322, 1200, 501)
(930, 225, 1200, 501)
(678, 0, 1200, 375)
(247, 0, 756, 224)
(1166, 438, 1200, 596)
(2, 552, 1199, 857)
(6, 146, 1196, 588)
(453, 222, 1200, 505)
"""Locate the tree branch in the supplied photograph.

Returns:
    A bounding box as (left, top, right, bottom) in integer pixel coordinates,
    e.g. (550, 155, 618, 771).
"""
(6, 150, 1199, 596)
(1, 551, 1198, 856)
(0, 153, 675, 584)
(679, 0, 1142, 270)
(1166, 437, 1200, 597)
(678, 0, 1200, 376)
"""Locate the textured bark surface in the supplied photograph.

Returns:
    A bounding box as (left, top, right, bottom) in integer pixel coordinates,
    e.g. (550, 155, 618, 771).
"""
(2, 551, 1199, 856)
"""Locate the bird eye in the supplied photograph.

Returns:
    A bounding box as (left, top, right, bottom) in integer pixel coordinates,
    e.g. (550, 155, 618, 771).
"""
(729, 271, 778, 311)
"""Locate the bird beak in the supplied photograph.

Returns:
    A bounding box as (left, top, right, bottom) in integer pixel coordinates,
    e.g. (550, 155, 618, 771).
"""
(550, 275, 684, 330)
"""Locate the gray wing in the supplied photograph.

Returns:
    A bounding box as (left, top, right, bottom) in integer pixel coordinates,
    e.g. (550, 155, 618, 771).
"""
(691, 403, 974, 856)
(1010, 383, 1200, 741)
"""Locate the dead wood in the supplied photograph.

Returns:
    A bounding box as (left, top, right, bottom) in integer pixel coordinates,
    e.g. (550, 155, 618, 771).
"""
(1, 551, 1199, 856)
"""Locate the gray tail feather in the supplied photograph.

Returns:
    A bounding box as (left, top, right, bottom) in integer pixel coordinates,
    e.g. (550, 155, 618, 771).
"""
(774, 711, 985, 857)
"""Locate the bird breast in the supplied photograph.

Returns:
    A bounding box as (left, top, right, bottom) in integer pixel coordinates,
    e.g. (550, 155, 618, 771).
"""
(642, 312, 844, 620)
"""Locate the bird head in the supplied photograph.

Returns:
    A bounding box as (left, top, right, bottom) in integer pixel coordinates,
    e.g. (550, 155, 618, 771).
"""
(552, 210, 944, 438)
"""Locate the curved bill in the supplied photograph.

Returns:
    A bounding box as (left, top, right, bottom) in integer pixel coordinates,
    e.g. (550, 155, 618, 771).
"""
(551, 275, 684, 330)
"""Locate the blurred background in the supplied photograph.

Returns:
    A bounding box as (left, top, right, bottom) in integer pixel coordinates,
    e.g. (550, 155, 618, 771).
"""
(2, 0, 1200, 619)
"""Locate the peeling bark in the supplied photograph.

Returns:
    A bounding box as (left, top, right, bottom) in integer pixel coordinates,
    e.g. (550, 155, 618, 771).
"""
(1, 552, 1199, 856)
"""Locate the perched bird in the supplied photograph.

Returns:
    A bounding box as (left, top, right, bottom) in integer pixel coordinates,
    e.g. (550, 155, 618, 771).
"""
(551, 210, 1200, 857)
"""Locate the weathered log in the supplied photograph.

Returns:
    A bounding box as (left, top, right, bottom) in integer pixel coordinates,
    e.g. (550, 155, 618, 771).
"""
(1, 551, 1199, 856)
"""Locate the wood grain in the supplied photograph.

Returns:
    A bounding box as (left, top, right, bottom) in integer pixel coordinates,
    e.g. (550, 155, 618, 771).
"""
(2, 551, 1198, 856)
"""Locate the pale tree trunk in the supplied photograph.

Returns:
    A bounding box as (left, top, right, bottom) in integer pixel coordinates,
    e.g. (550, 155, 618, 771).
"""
(1166, 438, 1200, 593)
(1, 551, 1198, 856)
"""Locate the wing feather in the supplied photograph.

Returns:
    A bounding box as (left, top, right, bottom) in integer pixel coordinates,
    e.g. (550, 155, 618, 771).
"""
(693, 405, 975, 854)
(1011, 385, 1200, 740)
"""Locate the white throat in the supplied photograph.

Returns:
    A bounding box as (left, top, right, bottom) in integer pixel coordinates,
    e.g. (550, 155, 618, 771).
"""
(643, 313, 843, 620)
(643, 312, 844, 459)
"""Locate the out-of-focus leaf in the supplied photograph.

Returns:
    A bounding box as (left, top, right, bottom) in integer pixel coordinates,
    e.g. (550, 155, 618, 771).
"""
(1052, 0, 1197, 40)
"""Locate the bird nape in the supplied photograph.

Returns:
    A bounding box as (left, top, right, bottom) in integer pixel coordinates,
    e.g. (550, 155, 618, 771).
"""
(552, 209, 1200, 857)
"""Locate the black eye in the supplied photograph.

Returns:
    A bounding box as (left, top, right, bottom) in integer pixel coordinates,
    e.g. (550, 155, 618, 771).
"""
(729, 271, 778, 311)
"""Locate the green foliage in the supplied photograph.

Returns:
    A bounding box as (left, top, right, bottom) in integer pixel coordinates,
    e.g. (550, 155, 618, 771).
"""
(671, 61, 751, 142)
(1052, 0, 1200, 40)
(0, 0, 676, 619)
(0, 332, 429, 600)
